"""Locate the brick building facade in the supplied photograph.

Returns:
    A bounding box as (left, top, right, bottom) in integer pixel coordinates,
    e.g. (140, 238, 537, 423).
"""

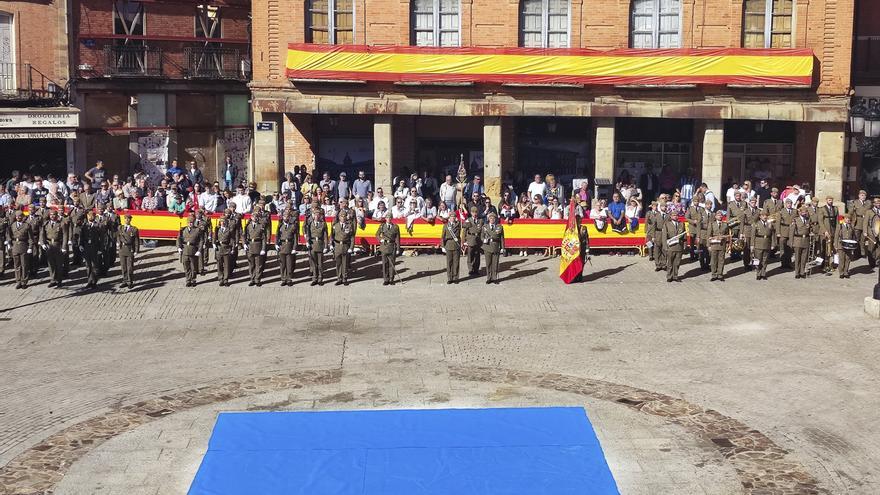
(0, 0, 77, 179)
(250, 0, 853, 202)
(71, 0, 252, 183)
(851, 0, 880, 197)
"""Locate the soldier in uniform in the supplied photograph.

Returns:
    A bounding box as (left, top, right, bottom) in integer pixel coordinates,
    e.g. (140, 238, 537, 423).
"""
(441, 214, 463, 284)
(763, 187, 783, 252)
(848, 190, 871, 261)
(276, 209, 299, 286)
(177, 214, 203, 287)
(740, 197, 760, 270)
(481, 212, 505, 284)
(789, 206, 814, 279)
(116, 214, 140, 288)
(227, 202, 243, 270)
(80, 210, 107, 289)
(818, 196, 839, 273)
(40, 210, 68, 288)
(658, 203, 684, 282)
(305, 207, 328, 286)
(696, 199, 713, 270)
(214, 214, 237, 286)
(377, 212, 400, 285)
(97, 203, 119, 275)
(865, 197, 880, 270)
(750, 209, 774, 280)
(243, 208, 268, 286)
(834, 214, 857, 278)
(652, 202, 667, 272)
(331, 210, 354, 285)
(27, 198, 47, 276)
(463, 206, 483, 276)
(68, 202, 87, 267)
(9, 210, 34, 289)
(685, 193, 704, 260)
(195, 209, 213, 276)
(706, 209, 729, 281)
(644, 201, 658, 263)
(727, 191, 746, 261)
(777, 199, 797, 269)
(0, 205, 8, 279)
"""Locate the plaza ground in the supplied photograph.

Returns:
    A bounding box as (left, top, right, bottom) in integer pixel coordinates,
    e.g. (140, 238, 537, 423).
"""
(0, 247, 878, 494)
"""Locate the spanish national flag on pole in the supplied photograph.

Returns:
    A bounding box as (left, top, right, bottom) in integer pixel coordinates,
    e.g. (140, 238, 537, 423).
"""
(559, 199, 584, 284)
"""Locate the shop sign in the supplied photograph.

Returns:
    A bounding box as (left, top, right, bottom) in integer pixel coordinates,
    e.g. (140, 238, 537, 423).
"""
(0, 130, 76, 139)
(0, 111, 79, 129)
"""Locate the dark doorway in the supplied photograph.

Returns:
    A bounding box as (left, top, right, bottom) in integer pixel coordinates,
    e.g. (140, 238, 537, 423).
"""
(0, 139, 67, 180)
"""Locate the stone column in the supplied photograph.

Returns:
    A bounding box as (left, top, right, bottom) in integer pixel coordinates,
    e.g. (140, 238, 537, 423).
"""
(594, 117, 615, 182)
(814, 125, 845, 203)
(252, 111, 281, 194)
(701, 120, 724, 198)
(484, 117, 503, 201)
(373, 115, 393, 193)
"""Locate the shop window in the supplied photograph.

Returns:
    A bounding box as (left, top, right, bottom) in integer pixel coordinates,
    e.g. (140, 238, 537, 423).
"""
(723, 143, 793, 181)
(520, 0, 569, 48)
(630, 0, 681, 49)
(136, 93, 166, 127)
(307, 0, 353, 44)
(412, 0, 460, 47)
(743, 0, 793, 49)
(617, 141, 692, 185)
(223, 94, 249, 126)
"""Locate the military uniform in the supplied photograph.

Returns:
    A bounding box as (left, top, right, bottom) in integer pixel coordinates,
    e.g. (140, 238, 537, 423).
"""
(789, 214, 813, 278)
(865, 208, 880, 267)
(750, 218, 774, 280)
(305, 216, 328, 285)
(777, 207, 797, 268)
(728, 200, 746, 239)
(834, 220, 857, 278)
(27, 207, 46, 275)
(848, 198, 872, 261)
(40, 218, 68, 287)
(706, 218, 729, 280)
(80, 219, 107, 288)
(100, 209, 119, 275)
(763, 197, 783, 251)
(659, 215, 684, 282)
(9, 219, 34, 288)
(331, 219, 354, 285)
(463, 216, 484, 275)
(195, 213, 213, 275)
(117, 223, 140, 287)
(441, 219, 462, 283)
(243, 218, 267, 285)
(653, 211, 668, 271)
(275, 218, 299, 285)
(230, 212, 244, 270)
(68, 206, 87, 266)
(685, 203, 702, 259)
(214, 219, 237, 286)
(376, 221, 400, 285)
(177, 224, 203, 286)
(0, 211, 8, 278)
(741, 204, 760, 269)
(481, 221, 504, 283)
(644, 208, 657, 262)
(697, 207, 711, 270)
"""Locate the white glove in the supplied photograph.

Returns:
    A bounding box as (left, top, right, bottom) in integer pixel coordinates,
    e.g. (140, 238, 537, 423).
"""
(244, 245, 249, 252)
(347, 248, 353, 254)
(178, 248, 183, 254)
(324, 247, 330, 254)
(62, 249, 67, 254)
(500, 248, 505, 254)
(41, 244, 48, 250)
(259, 250, 266, 256)
(442, 248, 447, 254)
(27, 248, 32, 254)
(67, 241, 72, 247)
(275, 245, 281, 251)
(195, 251, 201, 257)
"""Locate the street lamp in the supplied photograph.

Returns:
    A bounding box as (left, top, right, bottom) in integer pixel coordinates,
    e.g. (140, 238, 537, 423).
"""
(850, 98, 867, 134)
(849, 97, 880, 301)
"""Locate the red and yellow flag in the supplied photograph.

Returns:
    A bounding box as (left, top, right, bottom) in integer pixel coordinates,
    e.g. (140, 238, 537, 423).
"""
(559, 199, 584, 284)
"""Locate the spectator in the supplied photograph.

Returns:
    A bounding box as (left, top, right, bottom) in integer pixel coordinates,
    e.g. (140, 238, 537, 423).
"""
(371, 187, 390, 211)
(84, 160, 106, 185)
(352, 170, 372, 198)
(300, 174, 318, 197)
(166, 159, 183, 178)
(391, 197, 407, 219)
(232, 186, 252, 214)
(679, 169, 698, 206)
(30, 178, 48, 205)
(669, 191, 686, 216)
(95, 181, 113, 206)
(641, 166, 658, 202)
(247, 182, 260, 203)
(222, 155, 237, 191)
(199, 184, 219, 212)
(130, 191, 143, 210)
(741, 180, 756, 202)
(321, 196, 336, 217)
(336, 172, 352, 200)
(216, 189, 229, 213)
(548, 196, 565, 220)
(754, 178, 770, 204)
(353, 197, 369, 227)
(393, 179, 409, 199)
(273, 192, 291, 216)
(591, 198, 610, 231)
(188, 161, 205, 188)
(725, 182, 741, 205)
(658, 165, 677, 196)
(65, 173, 81, 196)
(372, 200, 389, 220)
(437, 200, 451, 221)
(439, 174, 457, 209)
(407, 188, 425, 212)
(112, 190, 129, 210)
(319, 172, 336, 193)
(575, 180, 591, 206)
(280, 172, 297, 197)
(463, 175, 483, 197)
(168, 192, 186, 214)
(700, 183, 717, 210)
(609, 192, 627, 233)
(545, 174, 565, 204)
(421, 171, 439, 203)
(626, 197, 642, 232)
(154, 186, 167, 210)
(531, 194, 548, 219)
(421, 197, 437, 224)
(0, 184, 11, 207)
(527, 174, 546, 201)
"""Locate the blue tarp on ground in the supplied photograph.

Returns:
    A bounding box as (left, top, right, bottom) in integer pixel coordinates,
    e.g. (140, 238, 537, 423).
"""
(188, 407, 619, 495)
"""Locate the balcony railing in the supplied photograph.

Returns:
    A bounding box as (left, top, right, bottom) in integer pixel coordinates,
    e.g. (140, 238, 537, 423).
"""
(0, 63, 65, 104)
(184, 46, 251, 80)
(104, 44, 163, 77)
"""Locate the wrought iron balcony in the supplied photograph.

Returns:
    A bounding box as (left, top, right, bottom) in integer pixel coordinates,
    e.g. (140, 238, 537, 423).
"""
(0, 63, 66, 105)
(104, 44, 164, 77)
(184, 46, 251, 80)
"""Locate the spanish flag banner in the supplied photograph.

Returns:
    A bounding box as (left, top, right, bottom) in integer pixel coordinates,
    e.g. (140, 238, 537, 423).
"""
(559, 199, 584, 285)
(287, 44, 814, 87)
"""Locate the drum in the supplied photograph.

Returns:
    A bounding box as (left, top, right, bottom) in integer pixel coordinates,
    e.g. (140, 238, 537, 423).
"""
(841, 239, 858, 252)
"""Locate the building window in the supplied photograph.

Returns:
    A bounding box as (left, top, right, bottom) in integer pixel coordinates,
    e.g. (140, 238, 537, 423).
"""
(113, 0, 144, 38)
(136, 93, 166, 127)
(743, 0, 793, 48)
(0, 13, 14, 93)
(412, 0, 460, 47)
(630, 0, 681, 49)
(195, 5, 221, 39)
(307, 0, 353, 44)
(520, 0, 569, 48)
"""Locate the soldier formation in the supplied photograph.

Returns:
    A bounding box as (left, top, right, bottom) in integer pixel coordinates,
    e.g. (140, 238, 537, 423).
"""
(646, 190, 880, 283)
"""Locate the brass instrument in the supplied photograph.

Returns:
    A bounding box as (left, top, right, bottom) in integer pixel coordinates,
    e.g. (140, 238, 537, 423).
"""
(730, 237, 745, 253)
(872, 215, 880, 239)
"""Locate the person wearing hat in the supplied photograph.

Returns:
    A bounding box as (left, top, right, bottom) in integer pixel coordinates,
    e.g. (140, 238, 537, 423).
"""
(377, 211, 400, 285)
(706, 209, 729, 281)
(817, 196, 839, 273)
(463, 206, 484, 277)
(834, 213, 857, 278)
(116, 214, 140, 288)
(777, 198, 797, 269)
(848, 190, 872, 262)
(644, 201, 658, 263)
(39, 210, 67, 288)
(275, 209, 299, 286)
(865, 197, 880, 268)
(763, 186, 783, 253)
(653, 201, 668, 272)
(305, 206, 328, 286)
(243, 207, 268, 286)
(750, 209, 774, 280)
(214, 211, 237, 287)
(441, 211, 463, 284)
(9, 209, 34, 289)
(789, 206, 814, 279)
(481, 212, 505, 284)
(741, 197, 761, 271)
(658, 203, 683, 282)
(80, 210, 108, 289)
(696, 198, 713, 271)
(177, 214, 204, 287)
(331, 209, 354, 286)
(336, 171, 352, 201)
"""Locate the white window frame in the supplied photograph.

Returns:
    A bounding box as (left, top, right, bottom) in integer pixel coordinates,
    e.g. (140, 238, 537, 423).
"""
(0, 12, 15, 93)
(630, 0, 682, 49)
(519, 0, 571, 48)
(307, 0, 355, 45)
(412, 0, 461, 47)
(743, 0, 795, 49)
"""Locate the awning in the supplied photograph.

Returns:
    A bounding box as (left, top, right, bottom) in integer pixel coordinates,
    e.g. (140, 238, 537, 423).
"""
(286, 44, 815, 87)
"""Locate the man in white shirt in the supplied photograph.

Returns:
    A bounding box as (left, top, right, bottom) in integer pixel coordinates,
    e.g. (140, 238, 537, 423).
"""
(391, 197, 407, 219)
(725, 182, 740, 204)
(439, 175, 457, 210)
(198, 185, 219, 212)
(370, 187, 390, 212)
(232, 186, 252, 214)
(527, 174, 547, 201)
(700, 183, 717, 211)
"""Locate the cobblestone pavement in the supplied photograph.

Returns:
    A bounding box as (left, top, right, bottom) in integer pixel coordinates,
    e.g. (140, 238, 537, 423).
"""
(0, 246, 878, 494)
